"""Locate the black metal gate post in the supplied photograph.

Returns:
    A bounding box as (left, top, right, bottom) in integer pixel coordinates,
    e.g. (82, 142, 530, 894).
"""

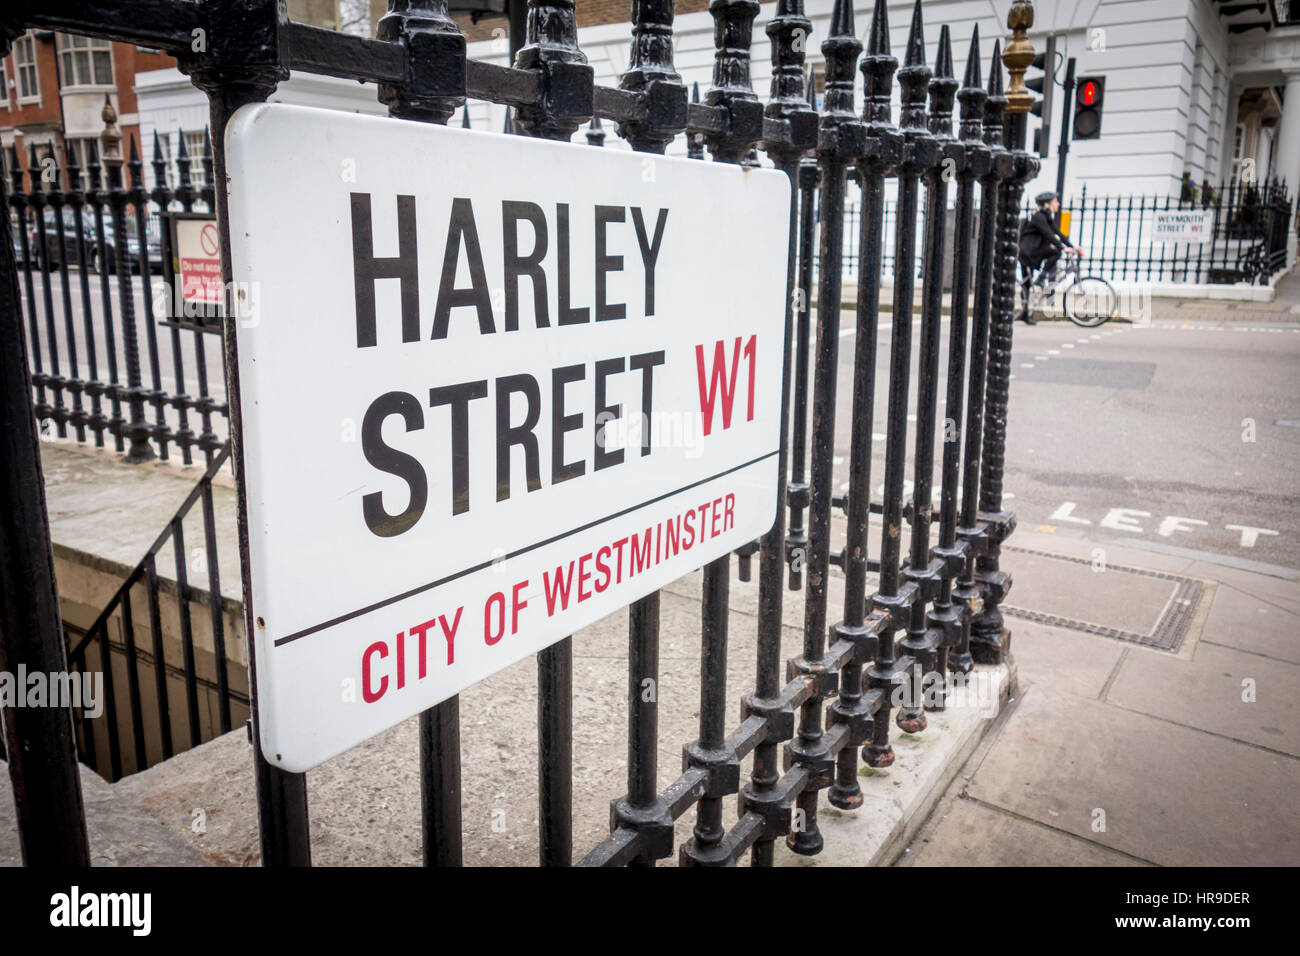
(513, 0, 594, 869)
(602, 0, 686, 871)
(784, 0, 865, 856)
(824, 0, 897, 817)
(371, 0, 472, 868)
(100, 105, 156, 464)
(0, 127, 92, 868)
(895, 21, 959, 734)
(950, 42, 1010, 676)
(743, 0, 816, 868)
(863, 0, 933, 768)
(677, 0, 763, 868)
(784, 144, 817, 592)
(927, 28, 987, 704)
(176, 0, 310, 867)
(972, 4, 1038, 665)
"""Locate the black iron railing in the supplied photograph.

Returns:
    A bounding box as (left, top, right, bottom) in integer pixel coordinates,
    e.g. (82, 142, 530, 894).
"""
(64, 442, 243, 782)
(834, 178, 1294, 287)
(0, 0, 1039, 869)
(5, 120, 228, 466)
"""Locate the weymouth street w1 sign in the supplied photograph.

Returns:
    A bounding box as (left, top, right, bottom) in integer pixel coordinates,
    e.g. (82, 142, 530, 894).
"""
(226, 103, 789, 771)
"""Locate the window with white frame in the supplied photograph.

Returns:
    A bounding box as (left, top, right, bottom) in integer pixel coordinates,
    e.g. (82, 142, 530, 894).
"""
(14, 33, 39, 102)
(0, 59, 9, 107)
(57, 34, 114, 89)
(183, 130, 207, 187)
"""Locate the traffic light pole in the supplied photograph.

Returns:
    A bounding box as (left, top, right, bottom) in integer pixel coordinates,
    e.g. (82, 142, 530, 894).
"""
(1055, 56, 1076, 220)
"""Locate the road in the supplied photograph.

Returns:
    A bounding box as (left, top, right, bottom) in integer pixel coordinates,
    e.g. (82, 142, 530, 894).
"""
(819, 310, 1300, 573)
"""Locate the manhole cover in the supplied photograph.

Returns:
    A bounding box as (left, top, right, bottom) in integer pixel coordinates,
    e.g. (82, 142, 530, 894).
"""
(1000, 545, 1204, 652)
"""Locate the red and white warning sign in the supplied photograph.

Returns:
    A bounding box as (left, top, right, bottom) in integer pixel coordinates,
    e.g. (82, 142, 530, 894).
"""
(174, 217, 223, 306)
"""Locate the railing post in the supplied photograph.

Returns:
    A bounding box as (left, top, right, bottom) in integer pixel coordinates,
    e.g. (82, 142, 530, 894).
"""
(0, 29, 91, 863)
(742, 0, 816, 868)
(679, 0, 763, 868)
(101, 99, 156, 464)
(786, 0, 864, 856)
(865, 0, 933, 768)
(831, 0, 900, 812)
(511, 0, 593, 868)
(931, 27, 988, 694)
(177, 0, 308, 867)
(374, 0, 471, 868)
(599, 0, 687, 870)
(895, 19, 961, 734)
(972, 1, 1039, 664)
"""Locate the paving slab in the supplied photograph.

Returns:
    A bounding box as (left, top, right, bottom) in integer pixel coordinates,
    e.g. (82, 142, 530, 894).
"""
(967, 688, 1300, 866)
(1106, 641, 1300, 757)
(1009, 618, 1126, 700)
(1005, 547, 1184, 635)
(1197, 581, 1300, 664)
(898, 791, 1150, 867)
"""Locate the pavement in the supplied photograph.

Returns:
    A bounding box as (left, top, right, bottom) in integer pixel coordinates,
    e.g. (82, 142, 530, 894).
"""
(898, 527, 1300, 867)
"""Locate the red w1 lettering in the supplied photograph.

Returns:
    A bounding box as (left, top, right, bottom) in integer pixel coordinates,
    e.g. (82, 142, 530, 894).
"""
(695, 335, 756, 436)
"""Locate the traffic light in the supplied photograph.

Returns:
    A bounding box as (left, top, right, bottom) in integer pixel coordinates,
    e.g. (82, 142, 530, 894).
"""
(1027, 37, 1056, 158)
(1073, 76, 1105, 140)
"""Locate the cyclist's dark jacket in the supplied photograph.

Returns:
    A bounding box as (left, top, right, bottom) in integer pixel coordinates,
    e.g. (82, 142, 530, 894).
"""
(1018, 209, 1074, 263)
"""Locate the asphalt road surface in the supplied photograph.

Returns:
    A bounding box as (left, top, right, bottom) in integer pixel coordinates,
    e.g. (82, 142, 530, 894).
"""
(820, 309, 1300, 573)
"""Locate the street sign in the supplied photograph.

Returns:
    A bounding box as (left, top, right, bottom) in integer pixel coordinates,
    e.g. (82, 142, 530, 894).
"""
(1152, 209, 1214, 243)
(225, 103, 790, 771)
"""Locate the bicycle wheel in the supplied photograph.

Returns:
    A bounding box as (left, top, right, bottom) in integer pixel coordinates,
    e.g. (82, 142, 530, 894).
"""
(1063, 276, 1117, 327)
(1017, 279, 1039, 323)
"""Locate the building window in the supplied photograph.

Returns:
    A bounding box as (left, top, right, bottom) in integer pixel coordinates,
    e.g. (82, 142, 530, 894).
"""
(183, 130, 208, 187)
(57, 34, 114, 89)
(14, 33, 39, 102)
(64, 137, 101, 190)
(0, 59, 9, 107)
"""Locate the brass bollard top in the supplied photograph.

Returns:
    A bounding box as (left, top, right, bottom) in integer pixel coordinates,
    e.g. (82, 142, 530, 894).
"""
(1003, 0, 1035, 115)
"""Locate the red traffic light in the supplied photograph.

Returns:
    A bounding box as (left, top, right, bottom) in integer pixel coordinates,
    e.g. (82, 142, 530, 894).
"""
(1080, 80, 1098, 105)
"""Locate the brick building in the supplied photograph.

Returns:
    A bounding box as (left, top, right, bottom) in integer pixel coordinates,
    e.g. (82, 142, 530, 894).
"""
(0, 29, 175, 184)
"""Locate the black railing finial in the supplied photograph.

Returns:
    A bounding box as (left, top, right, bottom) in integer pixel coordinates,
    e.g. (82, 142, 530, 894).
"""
(820, 0, 861, 121)
(619, 0, 687, 153)
(984, 39, 1007, 148)
(898, 0, 931, 132)
(929, 25, 957, 138)
(861, 0, 896, 127)
(958, 26, 988, 143)
(687, 81, 706, 159)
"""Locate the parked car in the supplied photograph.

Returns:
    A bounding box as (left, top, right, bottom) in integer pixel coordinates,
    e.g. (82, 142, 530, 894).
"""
(25, 207, 163, 275)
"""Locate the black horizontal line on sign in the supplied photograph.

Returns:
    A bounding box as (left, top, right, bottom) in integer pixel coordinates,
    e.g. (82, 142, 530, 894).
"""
(273, 449, 780, 647)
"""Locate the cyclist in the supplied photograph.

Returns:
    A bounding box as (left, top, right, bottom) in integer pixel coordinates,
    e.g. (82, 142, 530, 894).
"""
(1018, 191, 1087, 324)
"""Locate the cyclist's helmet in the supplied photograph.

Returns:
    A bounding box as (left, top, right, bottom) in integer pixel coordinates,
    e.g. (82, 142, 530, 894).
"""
(1035, 191, 1059, 206)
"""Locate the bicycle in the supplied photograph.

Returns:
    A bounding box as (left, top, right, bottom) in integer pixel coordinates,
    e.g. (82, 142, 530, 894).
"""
(1018, 249, 1119, 328)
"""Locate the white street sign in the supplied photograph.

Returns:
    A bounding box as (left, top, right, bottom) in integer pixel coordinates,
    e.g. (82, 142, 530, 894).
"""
(1152, 209, 1214, 244)
(225, 103, 790, 771)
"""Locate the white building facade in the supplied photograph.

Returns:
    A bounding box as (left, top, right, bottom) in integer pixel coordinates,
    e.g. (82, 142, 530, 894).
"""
(134, 1, 1300, 203)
